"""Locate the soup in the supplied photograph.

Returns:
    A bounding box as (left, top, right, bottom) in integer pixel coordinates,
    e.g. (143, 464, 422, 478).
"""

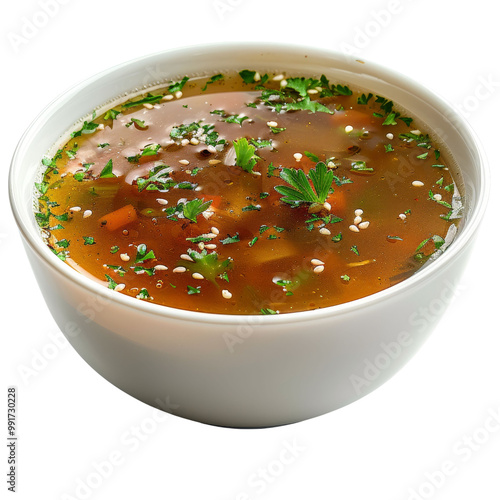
(35, 71, 463, 315)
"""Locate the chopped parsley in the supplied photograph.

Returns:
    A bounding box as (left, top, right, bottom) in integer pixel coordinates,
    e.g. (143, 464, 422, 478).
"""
(233, 137, 259, 173)
(135, 244, 156, 263)
(275, 161, 334, 205)
(182, 198, 213, 223)
(99, 159, 116, 178)
(220, 233, 240, 245)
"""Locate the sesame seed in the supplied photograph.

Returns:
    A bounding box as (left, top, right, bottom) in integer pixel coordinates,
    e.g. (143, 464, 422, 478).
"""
(190, 138, 200, 145)
(197, 242, 205, 250)
(181, 139, 190, 146)
(114, 284, 126, 292)
(307, 88, 319, 94)
(293, 153, 303, 162)
(179, 159, 190, 165)
(207, 145, 217, 154)
(180, 253, 194, 262)
(201, 233, 217, 239)
(97, 124, 105, 131)
(280, 79, 288, 88)
(349, 224, 360, 233)
(70, 206, 81, 212)
(399, 213, 407, 220)
(173, 266, 186, 273)
(311, 259, 325, 266)
(154, 265, 168, 271)
(354, 216, 363, 225)
(433, 193, 442, 201)
(345, 125, 354, 133)
(143, 103, 154, 109)
(267, 121, 278, 127)
(314, 265, 325, 274)
(323, 202, 331, 211)
(411, 129, 421, 135)
(205, 244, 217, 250)
(273, 74, 284, 81)
(386, 133, 394, 140)
(354, 209, 363, 217)
(319, 227, 331, 235)
(358, 221, 370, 229)
(156, 198, 168, 205)
(251, 171, 262, 176)
(83, 210, 92, 218)
(254, 72, 261, 82)
(208, 159, 221, 165)
(222, 289, 232, 299)
(211, 227, 220, 235)
(192, 272, 204, 280)
(412, 180, 424, 187)
(174, 91, 183, 99)
(120, 253, 130, 262)
(162, 94, 174, 101)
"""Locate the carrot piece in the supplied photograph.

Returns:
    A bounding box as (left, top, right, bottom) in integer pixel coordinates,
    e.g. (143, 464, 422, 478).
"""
(204, 195, 223, 210)
(99, 204, 137, 231)
(327, 190, 346, 213)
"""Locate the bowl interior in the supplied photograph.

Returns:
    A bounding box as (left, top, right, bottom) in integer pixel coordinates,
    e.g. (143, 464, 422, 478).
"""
(9, 42, 488, 322)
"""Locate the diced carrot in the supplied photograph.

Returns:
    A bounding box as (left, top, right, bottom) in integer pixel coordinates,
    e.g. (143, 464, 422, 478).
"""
(203, 194, 223, 210)
(327, 189, 346, 213)
(99, 204, 137, 231)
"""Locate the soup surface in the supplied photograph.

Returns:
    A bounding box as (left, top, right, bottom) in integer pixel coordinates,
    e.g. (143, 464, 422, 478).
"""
(36, 71, 463, 314)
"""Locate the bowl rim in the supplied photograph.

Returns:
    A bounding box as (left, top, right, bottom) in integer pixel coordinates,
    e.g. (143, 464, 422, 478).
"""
(8, 41, 490, 326)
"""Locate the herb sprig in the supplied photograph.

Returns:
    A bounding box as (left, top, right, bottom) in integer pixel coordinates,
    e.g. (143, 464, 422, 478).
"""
(275, 161, 334, 205)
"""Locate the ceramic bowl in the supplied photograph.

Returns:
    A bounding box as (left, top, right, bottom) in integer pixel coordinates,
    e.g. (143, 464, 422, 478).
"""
(9, 43, 489, 427)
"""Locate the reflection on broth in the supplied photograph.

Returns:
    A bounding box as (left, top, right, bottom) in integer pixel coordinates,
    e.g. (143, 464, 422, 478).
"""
(35, 71, 463, 314)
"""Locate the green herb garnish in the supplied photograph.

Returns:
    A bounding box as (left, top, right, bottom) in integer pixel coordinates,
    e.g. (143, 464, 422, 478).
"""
(99, 159, 116, 178)
(275, 161, 334, 205)
(233, 137, 259, 173)
(182, 198, 213, 223)
(220, 233, 240, 245)
(135, 244, 156, 263)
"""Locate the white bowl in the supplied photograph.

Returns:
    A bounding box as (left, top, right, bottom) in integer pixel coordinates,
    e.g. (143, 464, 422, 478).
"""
(9, 43, 489, 428)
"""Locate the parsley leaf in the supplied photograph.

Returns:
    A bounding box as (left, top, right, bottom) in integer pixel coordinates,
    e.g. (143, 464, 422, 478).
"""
(220, 233, 240, 245)
(99, 159, 116, 178)
(233, 137, 259, 173)
(168, 76, 189, 93)
(275, 161, 334, 205)
(104, 109, 120, 120)
(135, 244, 156, 263)
(201, 73, 223, 91)
(71, 112, 99, 138)
(122, 93, 163, 110)
(184, 249, 232, 284)
(182, 198, 213, 223)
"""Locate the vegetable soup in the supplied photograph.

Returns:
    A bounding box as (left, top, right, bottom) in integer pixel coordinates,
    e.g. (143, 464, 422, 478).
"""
(35, 71, 463, 314)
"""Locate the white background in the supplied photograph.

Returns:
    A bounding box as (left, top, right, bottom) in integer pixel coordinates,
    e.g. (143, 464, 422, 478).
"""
(2, 1, 499, 499)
